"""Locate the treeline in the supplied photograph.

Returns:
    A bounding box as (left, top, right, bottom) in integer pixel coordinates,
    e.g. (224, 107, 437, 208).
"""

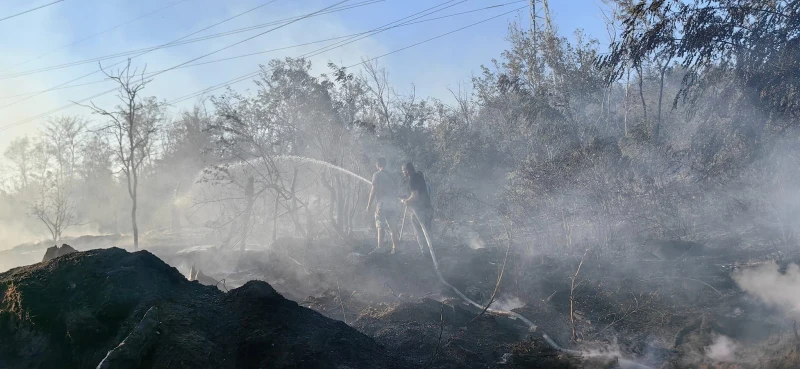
(2, 0, 798, 253)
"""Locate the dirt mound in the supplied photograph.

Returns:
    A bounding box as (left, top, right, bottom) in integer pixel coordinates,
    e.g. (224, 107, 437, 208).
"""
(0, 247, 394, 369)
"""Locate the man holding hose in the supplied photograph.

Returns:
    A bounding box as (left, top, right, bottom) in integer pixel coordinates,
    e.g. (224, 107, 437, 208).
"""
(366, 157, 400, 254)
(400, 162, 433, 255)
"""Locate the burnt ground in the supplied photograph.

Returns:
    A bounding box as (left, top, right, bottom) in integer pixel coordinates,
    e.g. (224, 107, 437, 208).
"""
(149, 231, 800, 369)
(0, 248, 396, 369)
(2, 231, 800, 368)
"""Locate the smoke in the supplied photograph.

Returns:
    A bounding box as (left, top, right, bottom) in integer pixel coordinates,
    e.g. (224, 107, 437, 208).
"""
(0, 220, 42, 250)
(705, 334, 740, 363)
(732, 261, 800, 317)
(493, 295, 525, 311)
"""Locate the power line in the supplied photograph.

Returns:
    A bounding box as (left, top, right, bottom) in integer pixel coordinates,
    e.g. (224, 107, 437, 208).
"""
(0, 0, 383, 80)
(0, 0, 352, 132)
(0, 0, 282, 110)
(299, 0, 468, 59)
(167, 0, 472, 104)
(0, 1, 525, 101)
(3, 0, 197, 73)
(0, 0, 64, 23)
(169, 5, 527, 106)
(345, 5, 526, 69)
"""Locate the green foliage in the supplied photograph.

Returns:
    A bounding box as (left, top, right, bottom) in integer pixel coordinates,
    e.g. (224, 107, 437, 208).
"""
(601, 0, 800, 121)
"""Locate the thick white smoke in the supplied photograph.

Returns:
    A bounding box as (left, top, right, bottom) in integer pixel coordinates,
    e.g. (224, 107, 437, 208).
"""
(704, 334, 739, 363)
(732, 262, 800, 317)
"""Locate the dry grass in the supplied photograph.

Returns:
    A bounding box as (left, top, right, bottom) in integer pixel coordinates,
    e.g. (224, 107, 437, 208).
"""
(1, 282, 29, 322)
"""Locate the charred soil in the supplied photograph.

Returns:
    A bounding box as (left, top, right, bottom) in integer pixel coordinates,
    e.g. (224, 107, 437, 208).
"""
(0, 248, 394, 369)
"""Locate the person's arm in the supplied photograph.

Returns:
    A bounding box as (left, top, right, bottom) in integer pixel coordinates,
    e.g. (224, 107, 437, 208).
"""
(403, 177, 419, 206)
(366, 184, 375, 211)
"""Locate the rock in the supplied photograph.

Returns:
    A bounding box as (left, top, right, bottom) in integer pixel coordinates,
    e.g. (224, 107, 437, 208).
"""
(42, 243, 77, 262)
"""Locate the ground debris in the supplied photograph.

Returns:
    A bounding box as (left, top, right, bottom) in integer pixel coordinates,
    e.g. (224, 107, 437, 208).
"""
(42, 243, 77, 262)
(0, 247, 395, 369)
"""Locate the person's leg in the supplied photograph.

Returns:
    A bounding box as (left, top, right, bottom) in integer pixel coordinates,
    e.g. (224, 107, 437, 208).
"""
(374, 205, 384, 251)
(385, 210, 399, 254)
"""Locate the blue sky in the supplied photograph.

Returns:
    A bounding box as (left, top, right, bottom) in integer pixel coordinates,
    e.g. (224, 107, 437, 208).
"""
(0, 0, 615, 155)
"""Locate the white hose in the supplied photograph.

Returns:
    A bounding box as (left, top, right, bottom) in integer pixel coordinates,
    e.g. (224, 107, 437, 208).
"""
(411, 208, 653, 366)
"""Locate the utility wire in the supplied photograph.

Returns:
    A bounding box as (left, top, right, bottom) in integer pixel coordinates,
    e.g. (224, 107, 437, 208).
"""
(301, 0, 466, 59)
(0, 1, 525, 101)
(0, 0, 282, 109)
(0, 0, 351, 132)
(167, 0, 470, 104)
(166, 0, 471, 104)
(344, 5, 526, 69)
(169, 5, 527, 106)
(2, 0, 197, 73)
(0, 0, 383, 80)
(0, 0, 64, 23)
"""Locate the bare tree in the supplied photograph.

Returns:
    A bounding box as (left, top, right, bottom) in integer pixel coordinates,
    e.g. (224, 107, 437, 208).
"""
(28, 116, 87, 242)
(3, 137, 33, 192)
(43, 116, 86, 182)
(31, 170, 76, 242)
(83, 60, 162, 250)
(361, 59, 394, 137)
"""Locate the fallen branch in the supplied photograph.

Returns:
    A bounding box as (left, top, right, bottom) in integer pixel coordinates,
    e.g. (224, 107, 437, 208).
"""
(384, 282, 405, 303)
(471, 225, 512, 323)
(215, 278, 229, 292)
(423, 302, 445, 369)
(570, 249, 590, 341)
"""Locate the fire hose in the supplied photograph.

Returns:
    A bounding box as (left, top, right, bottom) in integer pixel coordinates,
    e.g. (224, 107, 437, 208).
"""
(409, 208, 654, 368)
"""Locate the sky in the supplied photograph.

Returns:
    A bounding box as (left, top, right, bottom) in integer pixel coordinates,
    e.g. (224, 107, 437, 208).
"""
(0, 0, 614, 161)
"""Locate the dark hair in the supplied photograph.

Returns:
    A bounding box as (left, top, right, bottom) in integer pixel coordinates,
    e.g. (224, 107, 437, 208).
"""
(402, 162, 415, 173)
(376, 157, 387, 168)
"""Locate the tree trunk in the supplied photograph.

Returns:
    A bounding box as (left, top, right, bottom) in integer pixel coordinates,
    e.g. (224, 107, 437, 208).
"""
(171, 183, 181, 234)
(624, 66, 630, 137)
(289, 169, 305, 237)
(132, 196, 139, 251)
(241, 176, 255, 255)
(335, 175, 346, 235)
(272, 193, 280, 242)
(222, 219, 238, 250)
(637, 64, 647, 125)
(655, 62, 668, 142)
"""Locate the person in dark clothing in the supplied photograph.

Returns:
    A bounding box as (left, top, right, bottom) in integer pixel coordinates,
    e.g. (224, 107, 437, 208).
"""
(400, 162, 433, 254)
(366, 157, 400, 254)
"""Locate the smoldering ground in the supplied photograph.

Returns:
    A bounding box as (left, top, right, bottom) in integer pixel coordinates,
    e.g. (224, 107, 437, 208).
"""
(2, 2, 800, 367)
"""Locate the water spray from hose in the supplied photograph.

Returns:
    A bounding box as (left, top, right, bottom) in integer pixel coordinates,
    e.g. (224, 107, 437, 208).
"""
(192, 155, 372, 187)
(273, 155, 372, 185)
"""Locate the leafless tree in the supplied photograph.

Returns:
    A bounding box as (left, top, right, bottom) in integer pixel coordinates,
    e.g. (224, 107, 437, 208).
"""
(31, 170, 76, 242)
(82, 60, 163, 250)
(3, 137, 33, 192)
(29, 116, 87, 242)
(362, 59, 394, 137)
(43, 116, 86, 181)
